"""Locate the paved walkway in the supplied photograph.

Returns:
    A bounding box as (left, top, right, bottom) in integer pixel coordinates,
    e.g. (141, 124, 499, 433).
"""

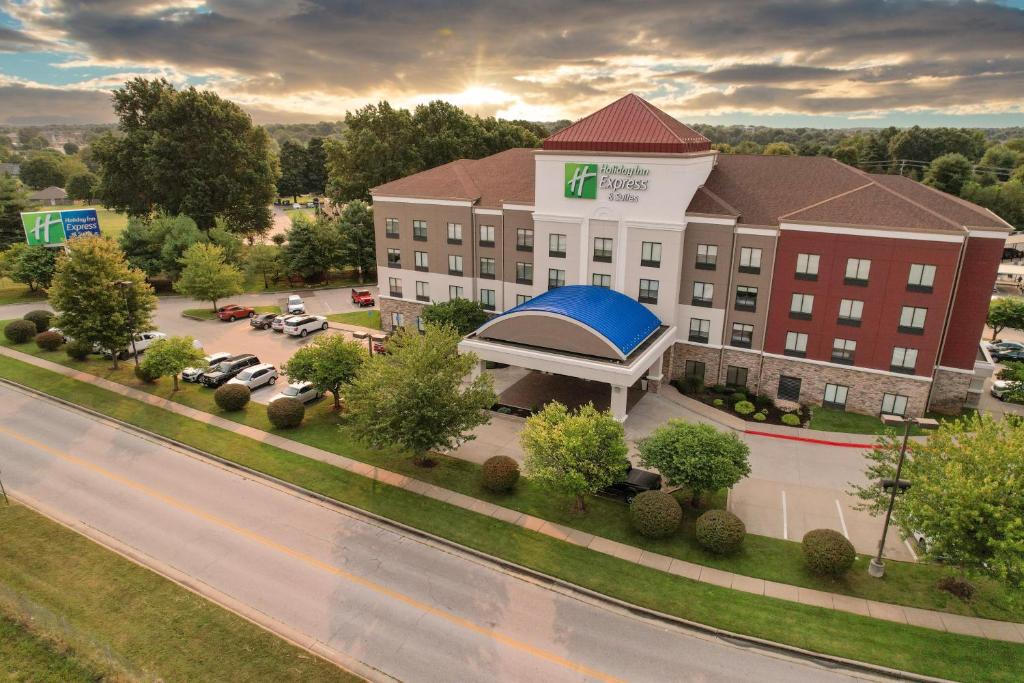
(2, 344, 1022, 644)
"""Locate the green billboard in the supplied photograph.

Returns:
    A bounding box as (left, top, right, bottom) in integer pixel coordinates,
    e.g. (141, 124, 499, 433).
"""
(21, 209, 101, 246)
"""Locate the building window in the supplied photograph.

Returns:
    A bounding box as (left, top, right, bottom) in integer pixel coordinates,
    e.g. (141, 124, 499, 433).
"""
(731, 323, 754, 348)
(785, 331, 808, 357)
(790, 293, 814, 319)
(479, 257, 496, 279)
(592, 273, 611, 288)
(516, 262, 533, 285)
(689, 318, 710, 344)
(415, 281, 429, 302)
(838, 299, 863, 326)
(414, 250, 428, 272)
(449, 285, 464, 300)
(516, 294, 532, 306)
(692, 282, 714, 307)
(479, 289, 495, 311)
(479, 224, 495, 247)
(413, 219, 427, 241)
(907, 264, 936, 292)
(796, 253, 819, 280)
(593, 237, 613, 263)
(735, 285, 758, 312)
(390, 312, 404, 328)
(548, 268, 565, 290)
(823, 383, 849, 410)
(549, 233, 567, 258)
(832, 338, 856, 365)
(387, 248, 401, 267)
(447, 222, 462, 244)
(684, 360, 705, 381)
(638, 279, 659, 304)
(844, 258, 870, 285)
(641, 241, 662, 268)
(388, 277, 402, 298)
(881, 393, 908, 416)
(448, 254, 463, 276)
(696, 244, 717, 270)
(739, 247, 762, 274)
(516, 228, 534, 251)
(899, 306, 927, 334)
(416, 316, 425, 333)
(778, 375, 802, 402)
(891, 347, 918, 374)
(726, 365, 748, 389)
(385, 218, 399, 238)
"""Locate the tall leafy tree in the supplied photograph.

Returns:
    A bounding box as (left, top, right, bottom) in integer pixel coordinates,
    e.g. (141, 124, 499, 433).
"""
(0, 243, 57, 291)
(0, 174, 30, 247)
(19, 155, 65, 190)
(637, 421, 751, 505)
(245, 243, 284, 289)
(337, 200, 375, 283)
(763, 142, 797, 155)
(478, 117, 541, 155)
(422, 298, 489, 335)
(283, 214, 342, 282)
(48, 235, 156, 369)
(412, 100, 486, 169)
(62, 142, 80, 156)
(66, 171, 98, 203)
(174, 242, 243, 311)
(987, 297, 1024, 340)
(283, 334, 366, 410)
(924, 153, 973, 195)
(304, 137, 328, 195)
(140, 335, 206, 391)
(277, 140, 308, 201)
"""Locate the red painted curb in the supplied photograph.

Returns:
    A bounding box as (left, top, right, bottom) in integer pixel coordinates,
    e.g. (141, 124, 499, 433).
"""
(743, 429, 876, 449)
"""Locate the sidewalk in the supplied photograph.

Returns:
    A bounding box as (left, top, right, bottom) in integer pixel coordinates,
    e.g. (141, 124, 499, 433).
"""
(2, 344, 1022, 644)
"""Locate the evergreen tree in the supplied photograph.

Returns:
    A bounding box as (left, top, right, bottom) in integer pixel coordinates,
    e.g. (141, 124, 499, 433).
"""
(0, 174, 30, 247)
(337, 200, 375, 283)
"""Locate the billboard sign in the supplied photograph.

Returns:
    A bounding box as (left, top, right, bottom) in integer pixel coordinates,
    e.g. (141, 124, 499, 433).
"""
(21, 208, 101, 247)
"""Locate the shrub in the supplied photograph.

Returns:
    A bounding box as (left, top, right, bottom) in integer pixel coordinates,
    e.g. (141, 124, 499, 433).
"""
(23, 309, 53, 333)
(34, 330, 63, 351)
(734, 400, 755, 416)
(802, 529, 856, 576)
(781, 413, 801, 427)
(65, 339, 92, 360)
(730, 391, 747, 405)
(214, 383, 250, 411)
(712, 384, 727, 394)
(268, 396, 305, 428)
(753, 412, 767, 422)
(481, 455, 520, 493)
(4, 319, 37, 344)
(629, 491, 682, 538)
(937, 576, 975, 600)
(134, 363, 160, 383)
(755, 393, 773, 410)
(695, 510, 746, 554)
(712, 398, 724, 407)
(681, 375, 704, 394)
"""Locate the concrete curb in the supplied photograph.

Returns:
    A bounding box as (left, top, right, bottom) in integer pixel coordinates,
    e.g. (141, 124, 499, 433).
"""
(0, 377, 952, 683)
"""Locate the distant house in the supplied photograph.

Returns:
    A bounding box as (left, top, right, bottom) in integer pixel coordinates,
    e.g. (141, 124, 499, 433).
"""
(29, 186, 68, 206)
(0, 162, 19, 178)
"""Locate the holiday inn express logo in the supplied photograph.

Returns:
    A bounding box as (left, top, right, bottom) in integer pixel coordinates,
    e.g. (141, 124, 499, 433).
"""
(564, 163, 598, 199)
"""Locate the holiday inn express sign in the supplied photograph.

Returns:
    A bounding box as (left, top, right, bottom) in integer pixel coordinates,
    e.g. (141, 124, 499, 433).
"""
(564, 162, 650, 202)
(21, 208, 101, 246)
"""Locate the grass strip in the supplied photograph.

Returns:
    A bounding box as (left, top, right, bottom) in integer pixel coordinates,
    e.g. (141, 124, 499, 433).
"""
(0, 607, 103, 682)
(0, 354, 1021, 681)
(327, 309, 381, 329)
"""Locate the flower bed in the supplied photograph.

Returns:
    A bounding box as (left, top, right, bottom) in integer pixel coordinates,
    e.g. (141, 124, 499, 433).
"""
(671, 379, 810, 427)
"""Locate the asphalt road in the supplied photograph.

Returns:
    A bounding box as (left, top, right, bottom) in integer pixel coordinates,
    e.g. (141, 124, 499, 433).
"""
(0, 384, 879, 683)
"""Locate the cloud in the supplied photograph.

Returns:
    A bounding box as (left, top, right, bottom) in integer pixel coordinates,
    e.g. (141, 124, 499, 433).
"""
(0, 26, 45, 51)
(0, 83, 114, 123)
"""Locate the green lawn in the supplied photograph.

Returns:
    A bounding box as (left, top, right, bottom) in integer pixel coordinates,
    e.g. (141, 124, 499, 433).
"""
(0, 278, 48, 306)
(809, 407, 978, 435)
(0, 354, 1021, 681)
(328, 310, 381, 330)
(182, 305, 280, 320)
(0, 504, 359, 682)
(0, 608, 103, 682)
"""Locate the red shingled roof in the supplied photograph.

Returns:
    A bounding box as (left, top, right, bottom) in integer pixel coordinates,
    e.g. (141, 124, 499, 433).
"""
(543, 94, 711, 154)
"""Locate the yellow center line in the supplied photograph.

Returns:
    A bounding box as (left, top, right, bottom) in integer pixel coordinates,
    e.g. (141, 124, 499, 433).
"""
(0, 425, 624, 683)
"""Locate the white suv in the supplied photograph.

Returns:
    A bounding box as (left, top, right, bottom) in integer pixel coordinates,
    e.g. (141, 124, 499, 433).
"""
(226, 363, 279, 390)
(103, 331, 168, 359)
(183, 351, 232, 383)
(286, 295, 305, 314)
(284, 315, 328, 337)
(269, 381, 323, 404)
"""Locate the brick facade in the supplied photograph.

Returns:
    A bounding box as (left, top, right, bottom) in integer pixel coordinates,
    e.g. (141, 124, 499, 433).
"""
(669, 342, 722, 386)
(379, 297, 428, 333)
(719, 348, 763, 393)
(929, 368, 973, 414)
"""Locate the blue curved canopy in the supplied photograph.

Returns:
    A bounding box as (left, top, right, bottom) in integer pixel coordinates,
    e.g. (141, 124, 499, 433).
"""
(497, 285, 661, 356)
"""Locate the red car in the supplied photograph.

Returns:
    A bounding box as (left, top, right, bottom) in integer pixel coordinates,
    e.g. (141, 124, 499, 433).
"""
(351, 288, 375, 307)
(217, 304, 255, 321)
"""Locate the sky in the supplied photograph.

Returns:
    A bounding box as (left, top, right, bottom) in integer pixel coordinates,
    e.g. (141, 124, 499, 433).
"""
(0, 0, 1023, 128)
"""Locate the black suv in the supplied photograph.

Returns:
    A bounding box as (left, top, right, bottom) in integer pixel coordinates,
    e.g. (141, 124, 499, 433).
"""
(599, 466, 662, 503)
(250, 312, 277, 330)
(199, 354, 260, 387)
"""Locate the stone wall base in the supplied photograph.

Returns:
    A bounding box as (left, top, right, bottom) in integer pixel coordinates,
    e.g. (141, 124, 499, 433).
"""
(930, 368, 973, 415)
(719, 348, 763, 393)
(379, 297, 427, 333)
(669, 342, 722, 386)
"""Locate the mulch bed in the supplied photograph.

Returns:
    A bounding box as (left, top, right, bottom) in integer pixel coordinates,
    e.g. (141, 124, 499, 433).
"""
(672, 382, 810, 427)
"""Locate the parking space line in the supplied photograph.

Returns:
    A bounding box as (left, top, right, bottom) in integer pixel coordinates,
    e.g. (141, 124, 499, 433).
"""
(834, 499, 849, 539)
(781, 490, 788, 540)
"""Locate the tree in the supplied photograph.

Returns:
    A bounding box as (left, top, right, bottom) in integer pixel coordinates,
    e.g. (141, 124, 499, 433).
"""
(19, 155, 65, 190)
(986, 297, 1024, 340)
(850, 414, 1024, 586)
(1, 243, 57, 291)
(65, 171, 98, 202)
(246, 243, 284, 289)
(140, 335, 206, 391)
(283, 334, 366, 410)
(962, 179, 1024, 230)
(48, 235, 156, 369)
(93, 78, 277, 233)
(304, 137, 328, 195)
(924, 153, 973, 196)
(344, 325, 494, 465)
(997, 361, 1024, 404)
(977, 144, 1020, 184)
(277, 139, 308, 202)
(412, 100, 486, 169)
(763, 142, 797, 156)
(174, 242, 243, 311)
(422, 298, 489, 335)
(521, 402, 630, 513)
(337, 200, 375, 283)
(832, 145, 860, 166)
(0, 174, 31, 247)
(118, 214, 204, 278)
(637, 420, 751, 505)
(63, 141, 79, 156)
(283, 214, 342, 282)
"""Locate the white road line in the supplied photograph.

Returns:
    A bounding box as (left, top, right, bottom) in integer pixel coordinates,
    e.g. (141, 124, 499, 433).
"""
(834, 499, 849, 539)
(781, 490, 788, 540)
(904, 539, 919, 562)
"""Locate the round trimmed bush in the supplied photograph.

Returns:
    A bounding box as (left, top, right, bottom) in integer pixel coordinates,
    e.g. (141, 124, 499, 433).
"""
(4, 319, 37, 344)
(23, 309, 53, 333)
(65, 339, 92, 360)
(34, 330, 64, 351)
(753, 412, 767, 422)
(712, 398, 724, 407)
(734, 400, 756, 416)
(802, 529, 856, 577)
(629, 491, 682, 538)
(134, 363, 160, 383)
(730, 391, 747, 404)
(695, 509, 746, 554)
(214, 383, 250, 411)
(267, 396, 305, 428)
(481, 455, 520, 493)
(781, 413, 801, 427)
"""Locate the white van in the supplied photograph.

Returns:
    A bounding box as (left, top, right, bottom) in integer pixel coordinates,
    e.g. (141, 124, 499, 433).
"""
(286, 295, 305, 314)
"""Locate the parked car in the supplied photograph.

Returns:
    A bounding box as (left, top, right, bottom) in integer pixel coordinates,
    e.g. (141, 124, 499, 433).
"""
(598, 466, 662, 503)
(351, 288, 375, 307)
(250, 312, 277, 330)
(102, 331, 168, 360)
(284, 315, 329, 337)
(286, 295, 305, 314)
(994, 348, 1024, 362)
(986, 340, 1024, 352)
(226, 363, 278, 391)
(199, 354, 260, 387)
(217, 304, 255, 321)
(183, 351, 232, 383)
(990, 379, 1022, 402)
(271, 314, 302, 332)
(269, 381, 323, 404)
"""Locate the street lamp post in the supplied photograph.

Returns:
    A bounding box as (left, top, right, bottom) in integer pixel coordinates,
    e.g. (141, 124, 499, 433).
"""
(351, 331, 373, 357)
(868, 414, 939, 578)
(113, 280, 140, 368)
